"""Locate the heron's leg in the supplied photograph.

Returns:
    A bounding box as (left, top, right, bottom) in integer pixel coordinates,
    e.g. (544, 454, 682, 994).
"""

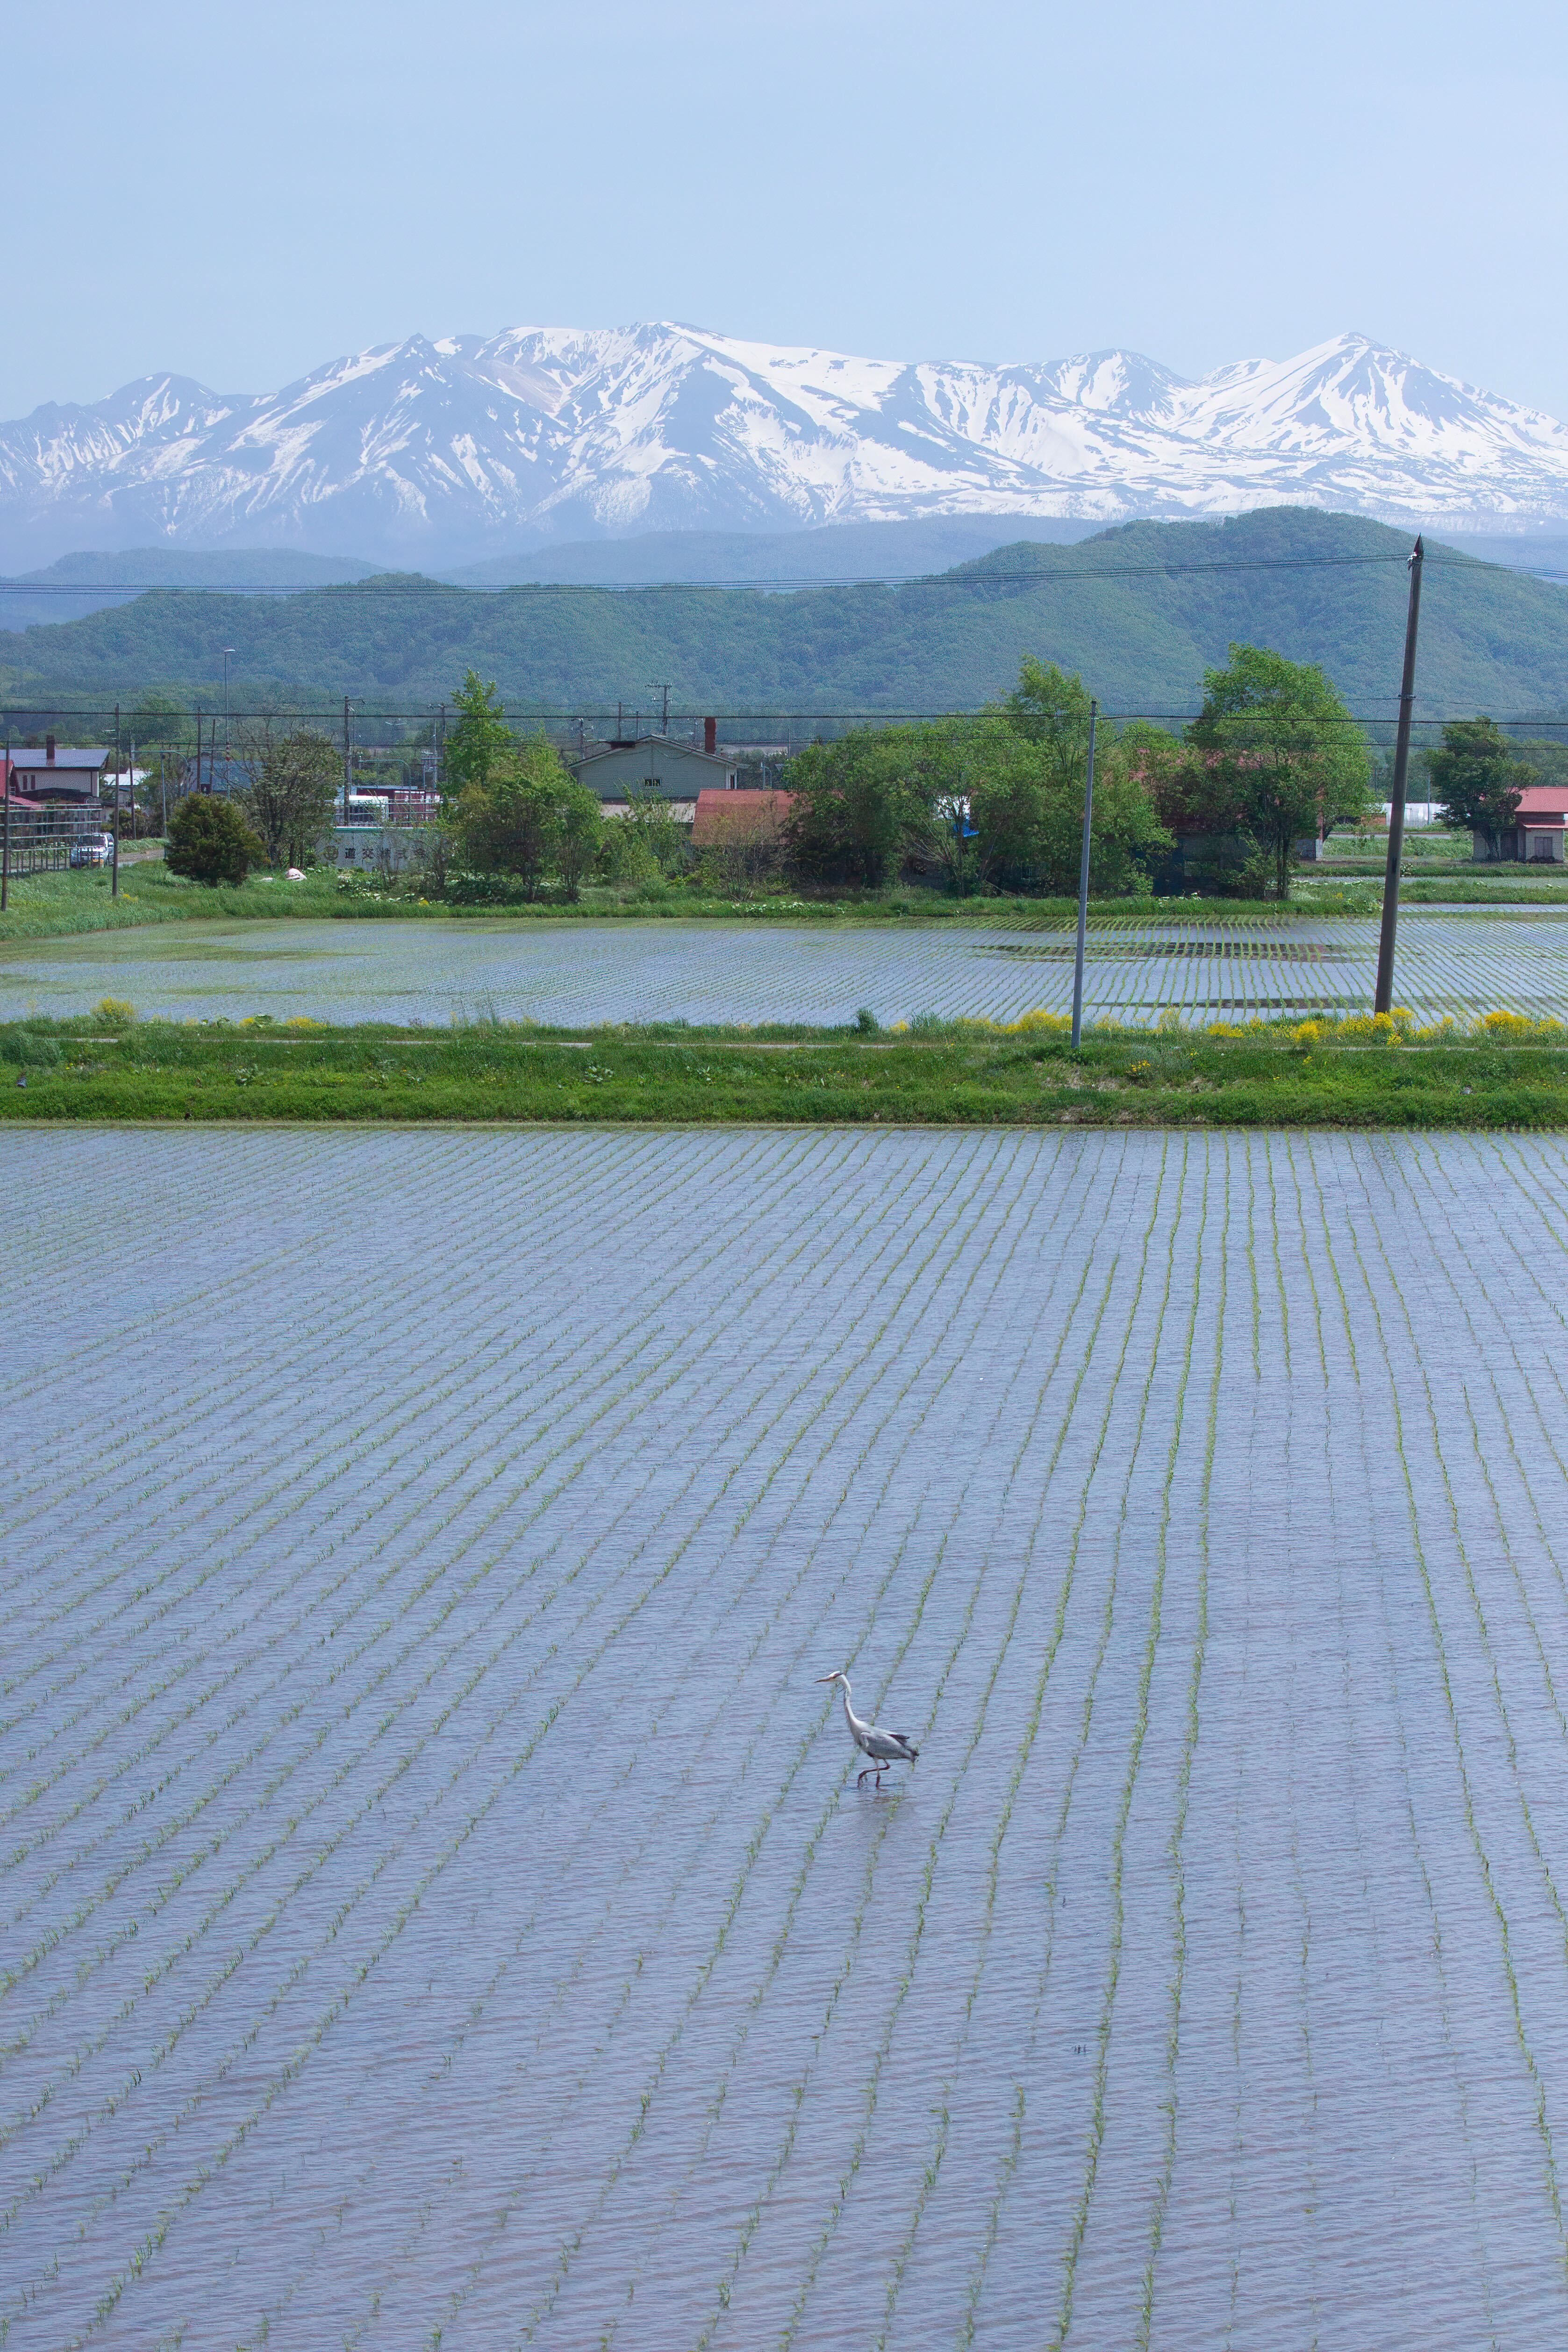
(856, 1766, 872, 1787)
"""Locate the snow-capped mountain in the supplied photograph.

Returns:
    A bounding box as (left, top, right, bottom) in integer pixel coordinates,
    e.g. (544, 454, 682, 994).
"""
(4, 323, 1568, 569)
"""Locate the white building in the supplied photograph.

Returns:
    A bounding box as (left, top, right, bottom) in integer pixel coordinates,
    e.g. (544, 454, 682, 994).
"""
(10, 737, 107, 799)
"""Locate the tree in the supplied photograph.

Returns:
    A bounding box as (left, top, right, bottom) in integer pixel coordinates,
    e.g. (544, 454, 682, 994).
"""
(555, 779, 604, 901)
(446, 737, 569, 898)
(443, 670, 513, 794)
(782, 729, 936, 886)
(236, 727, 340, 866)
(1427, 716, 1532, 860)
(622, 786, 692, 877)
(165, 793, 265, 886)
(971, 711, 1171, 897)
(1002, 657, 1097, 790)
(129, 692, 188, 753)
(1181, 643, 1369, 900)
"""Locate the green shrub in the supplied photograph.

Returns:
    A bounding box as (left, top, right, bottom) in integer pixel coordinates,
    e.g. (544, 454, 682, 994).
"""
(0, 1029, 61, 1065)
(166, 794, 265, 886)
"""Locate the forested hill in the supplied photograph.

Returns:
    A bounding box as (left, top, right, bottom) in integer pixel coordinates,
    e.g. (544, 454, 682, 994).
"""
(3, 509, 1567, 722)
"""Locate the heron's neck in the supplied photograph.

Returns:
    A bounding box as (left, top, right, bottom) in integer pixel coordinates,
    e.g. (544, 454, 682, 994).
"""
(840, 1686, 866, 1738)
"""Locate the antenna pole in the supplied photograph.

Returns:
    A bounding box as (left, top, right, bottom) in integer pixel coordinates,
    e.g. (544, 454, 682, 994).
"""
(1070, 701, 1097, 1049)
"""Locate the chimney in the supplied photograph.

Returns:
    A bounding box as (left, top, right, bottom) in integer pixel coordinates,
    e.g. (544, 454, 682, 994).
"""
(45, 734, 56, 763)
(703, 716, 716, 756)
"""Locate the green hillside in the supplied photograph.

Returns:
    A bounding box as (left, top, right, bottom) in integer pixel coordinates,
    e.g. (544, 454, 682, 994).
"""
(3, 508, 1567, 725)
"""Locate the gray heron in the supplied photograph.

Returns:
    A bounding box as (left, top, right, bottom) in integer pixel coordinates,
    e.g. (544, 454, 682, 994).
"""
(817, 1671, 920, 1789)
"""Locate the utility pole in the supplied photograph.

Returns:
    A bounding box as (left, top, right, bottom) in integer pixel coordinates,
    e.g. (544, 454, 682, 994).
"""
(653, 682, 670, 736)
(343, 695, 351, 824)
(111, 703, 121, 899)
(159, 748, 167, 836)
(1374, 538, 1425, 1015)
(195, 710, 205, 792)
(1070, 701, 1097, 1050)
(2, 726, 10, 913)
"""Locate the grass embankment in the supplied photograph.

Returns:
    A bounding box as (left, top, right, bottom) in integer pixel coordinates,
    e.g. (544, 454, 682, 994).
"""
(4, 1009, 1566, 1130)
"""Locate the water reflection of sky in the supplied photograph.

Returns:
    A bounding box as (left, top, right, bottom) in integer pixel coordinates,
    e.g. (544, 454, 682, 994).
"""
(2, 909, 1568, 1024)
(6, 1125, 1568, 2348)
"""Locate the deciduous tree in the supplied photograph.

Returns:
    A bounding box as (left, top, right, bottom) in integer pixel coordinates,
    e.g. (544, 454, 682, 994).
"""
(447, 737, 570, 898)
(782, 729, 937, 887)
(237, 727, 340, 866)
(1427, 716, 1532, 860)
(555, 778, 604, 901)
(444, 670, 514, 794)
(1181, 643, 1368, 899)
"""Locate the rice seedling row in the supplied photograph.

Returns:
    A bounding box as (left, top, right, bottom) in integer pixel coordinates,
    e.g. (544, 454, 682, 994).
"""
(6, 1124, 1010, 2333)
(6, 910, 1568, 1031)
(7, 1129, 1568, 2347)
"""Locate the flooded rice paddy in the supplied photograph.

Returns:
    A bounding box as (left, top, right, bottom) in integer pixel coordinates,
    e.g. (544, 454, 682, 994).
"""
(2, 908, 1568, 1025)
(6, 1125, 1568, 2347)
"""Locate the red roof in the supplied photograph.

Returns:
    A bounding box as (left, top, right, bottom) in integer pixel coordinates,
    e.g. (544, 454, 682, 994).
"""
(692, 787, 794, 844)
(1515, 785, 1568, 819)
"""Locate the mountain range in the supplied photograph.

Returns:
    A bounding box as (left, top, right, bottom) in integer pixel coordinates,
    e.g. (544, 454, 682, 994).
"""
(6, 325, 1568, 570)
(8, 511, 1568, 724)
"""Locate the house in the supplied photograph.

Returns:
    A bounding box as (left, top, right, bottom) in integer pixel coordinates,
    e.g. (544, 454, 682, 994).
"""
(571, 736, 737, 822)
(8, 737, 108, 800)
(1474, 783, 1567, 864)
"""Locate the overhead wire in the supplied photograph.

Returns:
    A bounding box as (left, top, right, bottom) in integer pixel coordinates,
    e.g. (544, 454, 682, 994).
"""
(0, 547, 1504, 599)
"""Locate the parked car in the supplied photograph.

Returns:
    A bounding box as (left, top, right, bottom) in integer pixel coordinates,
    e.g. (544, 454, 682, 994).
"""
(69, 835, 115, 867)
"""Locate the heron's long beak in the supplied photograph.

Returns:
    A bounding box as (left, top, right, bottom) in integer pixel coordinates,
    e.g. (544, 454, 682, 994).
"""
(816, 1672, 840, 1682)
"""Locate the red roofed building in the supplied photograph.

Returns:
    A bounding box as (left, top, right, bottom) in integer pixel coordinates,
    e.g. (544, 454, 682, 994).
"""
(692, 787, 794, 846)
(1477, 782, 1567, 864)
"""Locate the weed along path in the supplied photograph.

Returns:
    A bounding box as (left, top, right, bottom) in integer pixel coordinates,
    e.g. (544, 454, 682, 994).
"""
(4, 907, 1568, 1025)
(5, 1125, 1568, 2347)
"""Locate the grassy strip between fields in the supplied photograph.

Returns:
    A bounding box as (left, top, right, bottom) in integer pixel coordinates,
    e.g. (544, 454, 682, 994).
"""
(4, 1010, 1567, 1129)
(8, 863, 1568, 948)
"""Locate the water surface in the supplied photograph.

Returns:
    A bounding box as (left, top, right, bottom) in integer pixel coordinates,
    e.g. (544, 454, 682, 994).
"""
(3, 1128, 1566, 2346)
(2, 909, 1567, 1023)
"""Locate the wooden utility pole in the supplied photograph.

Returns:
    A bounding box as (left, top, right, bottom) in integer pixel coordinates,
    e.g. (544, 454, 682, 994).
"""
(343, 695, 351, 823)
(1374, 538, 1425, 1014)
(195, 710, 205, 791)
(1070, 701, 1098, 1049)
(2, 727, 9, 913)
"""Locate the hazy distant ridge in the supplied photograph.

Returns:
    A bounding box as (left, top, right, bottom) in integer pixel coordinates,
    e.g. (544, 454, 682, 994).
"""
(9, 511, 1568, 721)
(5, 323, 1568, 567)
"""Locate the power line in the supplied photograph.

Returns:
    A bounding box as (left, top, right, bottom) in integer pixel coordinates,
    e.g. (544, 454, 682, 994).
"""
(7, 704, 1568, 729)
(0, 549, 1509, 600)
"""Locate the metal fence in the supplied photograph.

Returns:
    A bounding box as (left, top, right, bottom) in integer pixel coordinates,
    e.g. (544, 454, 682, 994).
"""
(2, 804, 104, 877)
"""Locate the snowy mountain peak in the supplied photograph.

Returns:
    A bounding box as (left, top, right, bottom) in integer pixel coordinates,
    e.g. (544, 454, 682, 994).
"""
(2, 323, 1566, 570)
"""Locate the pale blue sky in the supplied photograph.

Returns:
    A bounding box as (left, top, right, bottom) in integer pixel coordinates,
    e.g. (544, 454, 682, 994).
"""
(8, 0, 1565, 418)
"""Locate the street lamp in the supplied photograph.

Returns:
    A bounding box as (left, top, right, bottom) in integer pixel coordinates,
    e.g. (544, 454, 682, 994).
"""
(222, 649, 236, 785)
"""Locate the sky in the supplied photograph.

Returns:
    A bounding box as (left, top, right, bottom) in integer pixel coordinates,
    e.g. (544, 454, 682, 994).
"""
(5, 0, 1566, 420)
